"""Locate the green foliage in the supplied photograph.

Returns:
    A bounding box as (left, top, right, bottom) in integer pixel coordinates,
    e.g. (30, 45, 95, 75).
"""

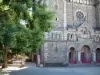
(0, 0, 54, 53)
(11, 27, 44, 53)
(0, 23, 24, 48)
(11, 26, 31, 52)
(32, 5, 54, 31)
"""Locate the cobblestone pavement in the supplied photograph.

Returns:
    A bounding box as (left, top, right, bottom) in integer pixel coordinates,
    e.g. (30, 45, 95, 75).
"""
(10, 64, 100, 75)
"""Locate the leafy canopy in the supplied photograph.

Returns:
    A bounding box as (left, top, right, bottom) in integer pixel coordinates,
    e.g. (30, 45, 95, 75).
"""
(0, 0, 54, 52)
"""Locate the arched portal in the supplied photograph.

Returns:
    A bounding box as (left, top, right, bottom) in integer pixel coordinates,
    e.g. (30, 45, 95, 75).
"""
(96, 48, 100, 63)
(69, 47, 76, 64)
(81, 45, 92, 64)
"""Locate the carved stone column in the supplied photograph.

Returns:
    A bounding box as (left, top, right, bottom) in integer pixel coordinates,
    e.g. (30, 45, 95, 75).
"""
(67, 51, 69, 64)
(78, 51, 81, 63)
(92, 51, 96, 63)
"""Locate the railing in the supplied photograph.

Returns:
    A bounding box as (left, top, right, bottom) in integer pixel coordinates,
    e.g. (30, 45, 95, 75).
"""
(44, 31, 67, 41)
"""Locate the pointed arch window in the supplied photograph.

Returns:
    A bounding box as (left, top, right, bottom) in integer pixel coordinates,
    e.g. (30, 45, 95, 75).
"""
(54, 0, 59, 10)
(55, 4, 58, 10)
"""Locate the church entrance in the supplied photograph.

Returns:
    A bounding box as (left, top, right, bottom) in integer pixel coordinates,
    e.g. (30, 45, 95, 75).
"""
(81, 45, 92, 64)
(96, 48, 100, 63)
(69, 47, 76, 64)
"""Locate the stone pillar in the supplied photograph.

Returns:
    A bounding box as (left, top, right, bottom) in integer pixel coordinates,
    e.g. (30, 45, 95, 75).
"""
(78, 51, 81, 63)
(37, 55, 40, 66)
(63, 0, 67, 30)
(32, 53, 34, 62)
(92, 51, 96, 63)
(67, 52, 69, 63)
(76, 51, 78, 63)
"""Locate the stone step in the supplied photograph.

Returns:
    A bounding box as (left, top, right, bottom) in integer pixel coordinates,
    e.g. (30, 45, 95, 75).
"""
(42, 63, 100, 67)
(68, 63, 100, 67)
(44, 63, 68, 67)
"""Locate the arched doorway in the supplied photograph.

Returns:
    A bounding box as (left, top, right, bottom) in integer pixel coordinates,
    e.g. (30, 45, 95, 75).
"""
(69, 47, 76, 64)
(96, 48, 100, 63)
(81, 45, 92, 64)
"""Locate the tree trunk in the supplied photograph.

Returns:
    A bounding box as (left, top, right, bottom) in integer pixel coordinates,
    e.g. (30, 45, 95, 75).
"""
(2, 46, 8, 68)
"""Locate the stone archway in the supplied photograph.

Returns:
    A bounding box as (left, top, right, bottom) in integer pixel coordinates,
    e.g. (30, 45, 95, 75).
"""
(81, 45, 92, 64)
(96, 48, 100, 63)
(69, 47, 76, 64)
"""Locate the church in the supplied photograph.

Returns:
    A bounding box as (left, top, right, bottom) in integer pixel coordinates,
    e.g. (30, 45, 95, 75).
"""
(39, 0, 100, 66)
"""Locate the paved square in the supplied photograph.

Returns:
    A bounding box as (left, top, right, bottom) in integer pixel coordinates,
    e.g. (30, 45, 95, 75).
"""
(10, 66, 100, 75)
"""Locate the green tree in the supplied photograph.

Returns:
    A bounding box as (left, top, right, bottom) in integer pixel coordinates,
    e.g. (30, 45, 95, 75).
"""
(0, 0, 54, 68)
(0, 0, 27, 68)
(10, 0, 54, 52)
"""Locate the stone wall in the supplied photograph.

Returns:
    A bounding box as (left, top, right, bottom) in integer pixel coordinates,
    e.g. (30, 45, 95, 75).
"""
(46, 0, 96, 29)
(43, 42, 67, 64)
(66, 2, 96, 28)
(95, 0, 100, 27)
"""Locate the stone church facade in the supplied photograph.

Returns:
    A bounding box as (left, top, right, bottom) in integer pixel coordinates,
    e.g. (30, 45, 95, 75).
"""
(40, 0, 100, 66)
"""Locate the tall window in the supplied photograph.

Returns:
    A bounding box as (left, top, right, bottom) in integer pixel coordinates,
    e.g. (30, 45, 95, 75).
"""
(54, 0, 58, 10)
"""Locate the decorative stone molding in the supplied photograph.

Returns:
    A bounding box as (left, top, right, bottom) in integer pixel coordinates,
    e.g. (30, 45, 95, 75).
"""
(67, 33, 78, 41)
(67, 44, 77, 51)
(94, 35, 100, 42)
